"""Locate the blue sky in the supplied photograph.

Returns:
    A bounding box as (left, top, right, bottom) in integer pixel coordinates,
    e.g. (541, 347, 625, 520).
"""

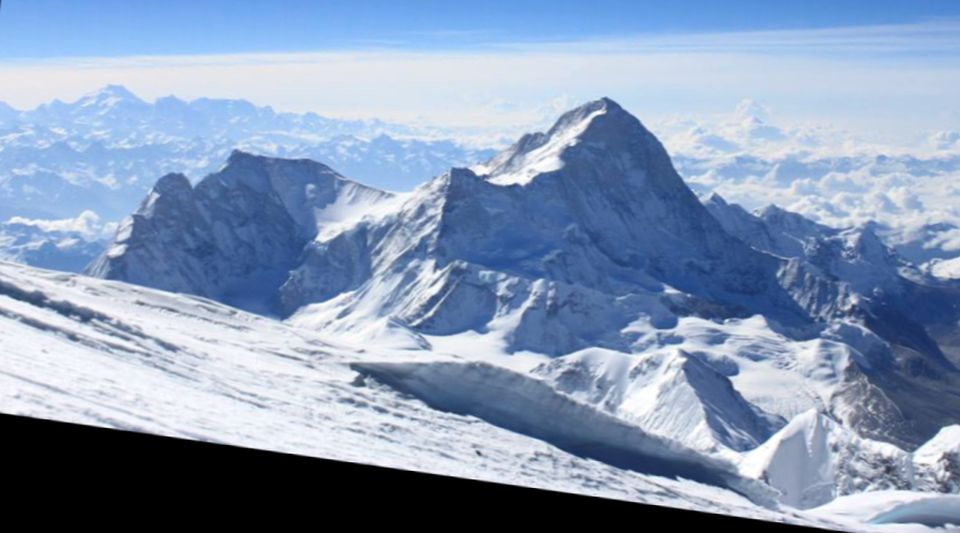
(1, 0, 959, 57)
(0, 1, 958, 141)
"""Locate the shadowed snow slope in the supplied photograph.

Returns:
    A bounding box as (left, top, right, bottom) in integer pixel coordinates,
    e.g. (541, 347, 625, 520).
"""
(531, 348, 785, 455)
(740, 410, 915, 510)
(740, 411, 960, 511)
(351, 357, 778, 506)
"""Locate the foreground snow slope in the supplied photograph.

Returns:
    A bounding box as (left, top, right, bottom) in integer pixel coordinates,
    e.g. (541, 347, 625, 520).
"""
(2, 263, 956, 530)
(810, 492, 960, 530)
(0, 261, 831, 528)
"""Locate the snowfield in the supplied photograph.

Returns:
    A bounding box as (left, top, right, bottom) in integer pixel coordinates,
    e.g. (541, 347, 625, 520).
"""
(0, 261, 953, 532)
(811, 492, 960, 530)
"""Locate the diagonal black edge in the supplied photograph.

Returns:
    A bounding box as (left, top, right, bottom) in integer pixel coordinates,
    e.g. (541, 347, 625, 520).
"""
(0, 412, 835, 531)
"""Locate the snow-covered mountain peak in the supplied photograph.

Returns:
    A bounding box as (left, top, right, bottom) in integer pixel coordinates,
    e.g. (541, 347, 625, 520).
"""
(215, 149, 348, 197)
(757, 203, 798, 222)
(91, 98, 960, 454)
(545, 96, 621, 135)
(85, 84, 141, 100)
(913, 425, 960, 464)
(912, 425, 960, 494)
(153, 172, 192, 194)
(705, 192, 729, 207)
(473, 97, 666, 187)
(76, 84, 148, 111)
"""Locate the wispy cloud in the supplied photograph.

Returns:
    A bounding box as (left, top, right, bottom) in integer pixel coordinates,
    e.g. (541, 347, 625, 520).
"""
(509, 17, 960, 56)
(0, 19, 957, 139)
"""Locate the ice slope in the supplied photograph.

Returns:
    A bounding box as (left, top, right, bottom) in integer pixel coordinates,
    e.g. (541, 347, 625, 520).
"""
(0, 260, 851, 530)
(740, 410, 916, 510)
(740, 411, 960, 512)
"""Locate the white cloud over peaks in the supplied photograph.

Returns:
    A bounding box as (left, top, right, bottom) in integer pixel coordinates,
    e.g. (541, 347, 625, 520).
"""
(6, 210, 114, 239)
(665, 97, 960, 236)
(931, 130, 960, 150)
(926, 229, 960, 253)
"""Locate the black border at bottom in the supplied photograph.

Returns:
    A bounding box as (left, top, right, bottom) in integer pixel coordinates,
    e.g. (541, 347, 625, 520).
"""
(1, 412, 828, 530)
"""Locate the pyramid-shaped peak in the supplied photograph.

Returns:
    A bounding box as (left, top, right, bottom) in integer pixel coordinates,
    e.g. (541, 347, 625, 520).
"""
(546, 96, 632, 135)
(99, 84, 137, 95)
(704, 192, 729, 206)
(153, 173, 192, 194)
(569, 96, 624, 113)
(476, 97, 658, 186)
(85, 85, 143, 102)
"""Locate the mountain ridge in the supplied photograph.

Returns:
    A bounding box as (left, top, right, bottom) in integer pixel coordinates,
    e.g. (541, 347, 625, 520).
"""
(90, 97, 960, 451)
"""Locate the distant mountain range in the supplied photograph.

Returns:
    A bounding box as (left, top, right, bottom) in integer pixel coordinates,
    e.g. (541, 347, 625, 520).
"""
(3, 86, 960, 286)
(0, 85, 494, 222)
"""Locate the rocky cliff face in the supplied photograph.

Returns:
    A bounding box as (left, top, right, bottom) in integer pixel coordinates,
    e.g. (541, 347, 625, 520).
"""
(87, 150, 394, 314)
